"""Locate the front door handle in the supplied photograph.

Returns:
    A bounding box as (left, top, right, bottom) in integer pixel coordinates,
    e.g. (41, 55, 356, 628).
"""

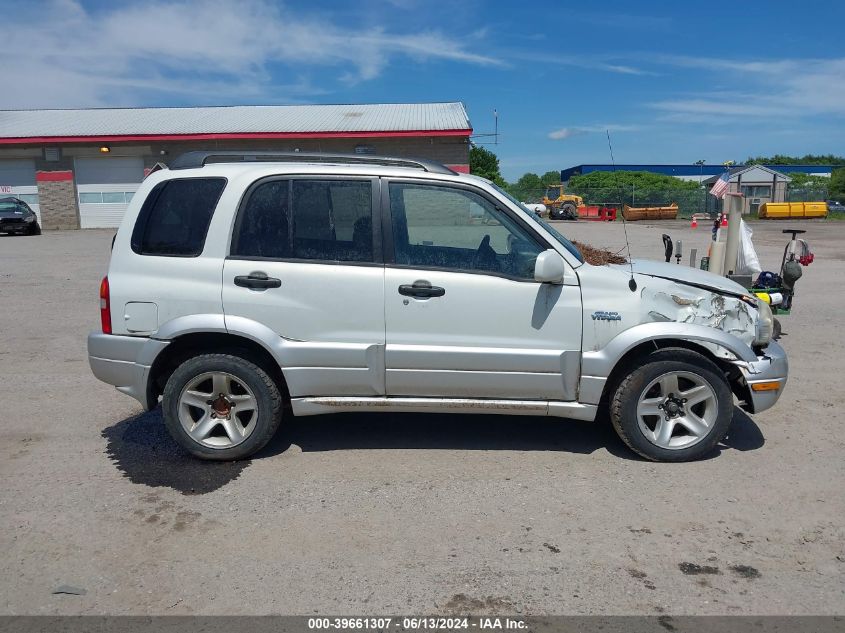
(234, 273, 281, 289)
(398, 282, 445, 298)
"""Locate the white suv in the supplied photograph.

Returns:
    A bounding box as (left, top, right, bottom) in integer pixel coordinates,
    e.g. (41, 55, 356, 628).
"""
(88, 151, 787, 462)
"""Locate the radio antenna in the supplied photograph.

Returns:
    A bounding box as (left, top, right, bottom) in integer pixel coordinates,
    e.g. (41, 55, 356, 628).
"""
(606, 129, 637, 292)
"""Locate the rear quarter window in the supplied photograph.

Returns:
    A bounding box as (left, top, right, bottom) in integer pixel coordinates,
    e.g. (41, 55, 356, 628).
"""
(131, 177, 226, 256)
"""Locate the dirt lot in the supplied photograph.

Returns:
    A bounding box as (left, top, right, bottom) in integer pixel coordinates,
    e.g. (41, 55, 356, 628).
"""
(1, 219, 843, 615)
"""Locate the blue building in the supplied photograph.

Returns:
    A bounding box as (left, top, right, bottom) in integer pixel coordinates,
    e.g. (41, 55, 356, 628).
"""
(560, 163, 837, 184)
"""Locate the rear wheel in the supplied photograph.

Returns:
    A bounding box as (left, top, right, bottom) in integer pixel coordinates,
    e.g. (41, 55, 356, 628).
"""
(560, 202, 578, 220)
(609, 349, 733, 462)
(162, 353, 283, 460)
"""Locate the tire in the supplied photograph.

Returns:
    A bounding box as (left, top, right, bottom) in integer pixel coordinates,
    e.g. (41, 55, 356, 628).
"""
(162, 353, 283, 460)
(773, 317, 782, 339)
(609, 349, 733, 462)
(29, 223, 41, 236)
(549, 206, 564, 220)
(560, 202, 578, 220)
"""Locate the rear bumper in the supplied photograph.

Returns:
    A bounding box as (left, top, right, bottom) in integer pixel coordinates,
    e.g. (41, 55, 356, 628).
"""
(735, 340, 789, 413)
(87, 331, 169, 410)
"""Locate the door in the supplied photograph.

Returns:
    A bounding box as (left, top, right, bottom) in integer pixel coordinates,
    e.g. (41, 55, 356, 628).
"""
(222, 177, 385, 398)
(383, 180, 583, 400)
(75, 156, 144, 228)
(0, 159, 40, 222)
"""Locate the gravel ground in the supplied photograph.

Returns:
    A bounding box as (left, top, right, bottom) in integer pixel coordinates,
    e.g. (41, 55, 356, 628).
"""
(0, 220, 843, 616)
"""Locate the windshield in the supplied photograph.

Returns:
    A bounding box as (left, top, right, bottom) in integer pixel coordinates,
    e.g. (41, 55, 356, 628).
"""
(490, 183, 584, 263)
(0, 202, 25, 213)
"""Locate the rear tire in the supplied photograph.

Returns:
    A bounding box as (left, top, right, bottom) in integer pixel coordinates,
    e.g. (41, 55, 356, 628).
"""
(162, 353, 283, 460)
(560, 202, 578, 220)
(609, 349, 733, 462)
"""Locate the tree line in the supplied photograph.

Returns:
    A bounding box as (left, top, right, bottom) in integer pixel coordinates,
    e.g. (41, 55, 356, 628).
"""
(470, 147, 845, 206)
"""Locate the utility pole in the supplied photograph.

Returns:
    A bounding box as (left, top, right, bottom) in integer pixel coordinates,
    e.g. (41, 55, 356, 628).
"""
(695, 159, 705, 214)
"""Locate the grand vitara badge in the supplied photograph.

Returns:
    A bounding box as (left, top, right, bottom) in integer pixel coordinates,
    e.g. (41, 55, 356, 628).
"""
(592, 311, 622, 321)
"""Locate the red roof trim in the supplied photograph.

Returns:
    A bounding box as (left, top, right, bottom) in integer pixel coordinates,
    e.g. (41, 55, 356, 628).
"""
(0, 129, 472, 145)
(36, 170, 73, 182)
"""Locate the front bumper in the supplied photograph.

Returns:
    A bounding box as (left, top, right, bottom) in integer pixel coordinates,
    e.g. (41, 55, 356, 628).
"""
(88, 331, 169, 410)
(734, 340, 788, 413)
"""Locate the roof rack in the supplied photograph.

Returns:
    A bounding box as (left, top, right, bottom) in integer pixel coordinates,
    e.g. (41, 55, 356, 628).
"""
(168, 150, 457, 175)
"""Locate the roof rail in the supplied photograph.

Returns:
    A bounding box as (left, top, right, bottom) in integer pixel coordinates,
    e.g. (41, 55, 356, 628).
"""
(168, 150, 457, 175)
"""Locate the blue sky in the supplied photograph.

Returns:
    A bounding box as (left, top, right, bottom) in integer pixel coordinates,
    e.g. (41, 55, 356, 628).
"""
(4, 0, 844, 180)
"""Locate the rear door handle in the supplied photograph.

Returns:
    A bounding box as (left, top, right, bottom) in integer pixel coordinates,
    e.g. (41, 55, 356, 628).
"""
(398, 282, 445, 298)
(234, 273, 281, 289)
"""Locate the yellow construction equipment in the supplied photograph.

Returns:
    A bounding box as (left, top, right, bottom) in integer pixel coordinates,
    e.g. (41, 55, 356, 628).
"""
(542, 184, 583, 220)
(758, 201, 827, 219)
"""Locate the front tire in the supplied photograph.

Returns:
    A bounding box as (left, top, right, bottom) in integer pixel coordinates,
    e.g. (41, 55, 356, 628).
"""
(162, 353, 283, 460)
(609, 349, 733, 462)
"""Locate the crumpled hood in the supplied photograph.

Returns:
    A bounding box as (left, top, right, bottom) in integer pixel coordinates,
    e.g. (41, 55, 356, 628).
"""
(622, 259, 750, 297)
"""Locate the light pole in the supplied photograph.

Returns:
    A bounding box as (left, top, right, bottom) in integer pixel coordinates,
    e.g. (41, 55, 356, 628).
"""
(694, 159, 705, 214)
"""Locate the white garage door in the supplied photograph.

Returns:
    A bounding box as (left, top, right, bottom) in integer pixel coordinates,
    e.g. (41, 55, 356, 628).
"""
(0, 159, 41, 222)
(76, 157, 144, 228)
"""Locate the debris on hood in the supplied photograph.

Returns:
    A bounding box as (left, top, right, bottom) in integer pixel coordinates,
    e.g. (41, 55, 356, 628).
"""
(573, 241, 628, 266)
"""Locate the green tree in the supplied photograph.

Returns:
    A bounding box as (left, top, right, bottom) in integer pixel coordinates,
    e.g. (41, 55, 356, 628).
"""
(786, 173, 830, 202)
(566, 170, 702, 212)
(746, 154, 845, 166)
(508, 172, 545, 202)
(829, 167, 845, 202)
(540, 170, 561, 186)
(469, 146, 506, 186)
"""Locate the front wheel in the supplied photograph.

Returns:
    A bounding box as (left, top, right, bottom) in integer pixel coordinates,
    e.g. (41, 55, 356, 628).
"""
(162, 353, 283, 460)
(609, 349, 733, 462)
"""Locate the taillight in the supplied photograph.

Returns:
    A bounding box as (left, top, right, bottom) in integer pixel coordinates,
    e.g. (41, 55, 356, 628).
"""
(99, 276, 112, 334)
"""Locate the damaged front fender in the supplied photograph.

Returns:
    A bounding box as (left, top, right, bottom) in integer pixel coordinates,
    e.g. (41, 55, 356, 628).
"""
(581, 321, 759, 379)
(642, 283, 757, 347)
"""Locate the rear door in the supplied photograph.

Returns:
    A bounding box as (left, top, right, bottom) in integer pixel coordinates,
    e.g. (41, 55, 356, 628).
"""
(382, 179, 582, 400)
(222, 176, 385, 398)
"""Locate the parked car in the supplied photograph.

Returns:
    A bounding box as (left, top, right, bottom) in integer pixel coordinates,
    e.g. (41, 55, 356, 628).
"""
(87, 151, 787, 462)
(826, 200, 845, 212)
(0, 197, 41, 235)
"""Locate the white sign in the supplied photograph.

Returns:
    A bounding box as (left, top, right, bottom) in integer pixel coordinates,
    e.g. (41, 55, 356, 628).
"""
(0, 185, 12, 194)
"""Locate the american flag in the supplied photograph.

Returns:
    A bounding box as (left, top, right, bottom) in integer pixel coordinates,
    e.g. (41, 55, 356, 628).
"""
(709, 172, 730, 199)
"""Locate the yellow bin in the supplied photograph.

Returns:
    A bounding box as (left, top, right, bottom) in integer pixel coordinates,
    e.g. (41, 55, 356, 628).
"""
(759, 201, 828, 218)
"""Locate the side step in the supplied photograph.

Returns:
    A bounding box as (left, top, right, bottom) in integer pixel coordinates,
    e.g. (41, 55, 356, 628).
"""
(291, 396, 597, 421)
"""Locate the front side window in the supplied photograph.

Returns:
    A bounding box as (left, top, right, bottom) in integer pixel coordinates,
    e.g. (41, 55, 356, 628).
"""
(232, 179, 374, 263)
(131, 178, 226, 256)
(389, 182, 544, 279)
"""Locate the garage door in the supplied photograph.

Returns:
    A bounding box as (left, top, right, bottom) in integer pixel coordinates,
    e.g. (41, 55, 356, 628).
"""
(76, 157, 144, 228)
(0, 159, 41, 222)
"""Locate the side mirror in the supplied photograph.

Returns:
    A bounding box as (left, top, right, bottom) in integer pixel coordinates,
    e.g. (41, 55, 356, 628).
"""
(534, 249, 566, 284)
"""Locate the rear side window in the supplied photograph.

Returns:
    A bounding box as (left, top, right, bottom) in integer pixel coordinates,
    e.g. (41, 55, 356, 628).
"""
(231, 179, 374, 263)
(131, 178, 226, 256)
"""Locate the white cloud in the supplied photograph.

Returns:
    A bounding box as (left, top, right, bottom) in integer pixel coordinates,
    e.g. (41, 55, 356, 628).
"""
(548, 124, 639, 140)
(2, 0, 500, 108)
(505, 50, 655, 76)
(648, 56, 845, 121)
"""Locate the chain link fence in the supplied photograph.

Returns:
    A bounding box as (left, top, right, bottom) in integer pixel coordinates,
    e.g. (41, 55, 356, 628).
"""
(508, 185, 832, 219)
